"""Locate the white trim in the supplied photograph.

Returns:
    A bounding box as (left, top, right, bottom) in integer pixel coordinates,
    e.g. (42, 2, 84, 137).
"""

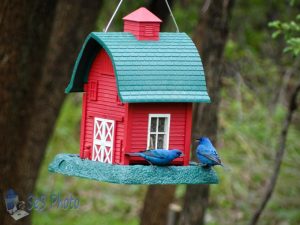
(147, 114, 171, 150)
(92, 117, 115, 164)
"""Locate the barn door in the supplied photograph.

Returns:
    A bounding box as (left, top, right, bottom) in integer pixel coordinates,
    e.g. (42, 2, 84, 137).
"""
(92, 117, 115, 163)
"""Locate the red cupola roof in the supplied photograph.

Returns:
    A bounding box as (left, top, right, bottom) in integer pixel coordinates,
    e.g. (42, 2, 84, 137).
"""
(123, 7, 162, 41)
(123, 7, 162, 22)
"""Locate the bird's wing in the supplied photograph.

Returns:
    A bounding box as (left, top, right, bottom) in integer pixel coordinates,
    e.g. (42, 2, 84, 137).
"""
(143, 149, 169, 159)
(198, 152, 222, 165)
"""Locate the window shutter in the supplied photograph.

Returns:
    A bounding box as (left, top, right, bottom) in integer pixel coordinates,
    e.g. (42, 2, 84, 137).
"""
(89, 81, 98, 101)
(144, 25, 154, 37)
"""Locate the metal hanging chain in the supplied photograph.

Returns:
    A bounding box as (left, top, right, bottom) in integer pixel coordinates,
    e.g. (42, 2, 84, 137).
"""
(165, 0, 179, 32)
(104, 0, 180, 33)
(104, 0, 124, 32)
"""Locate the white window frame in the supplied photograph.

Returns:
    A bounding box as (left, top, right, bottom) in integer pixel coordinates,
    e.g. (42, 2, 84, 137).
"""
(147, 114, 171, 150)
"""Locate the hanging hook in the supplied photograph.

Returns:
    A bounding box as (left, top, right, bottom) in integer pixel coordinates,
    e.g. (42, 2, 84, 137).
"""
(104, 0, 179, 33)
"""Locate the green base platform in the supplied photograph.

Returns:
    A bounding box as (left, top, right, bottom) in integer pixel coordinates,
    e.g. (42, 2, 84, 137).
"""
(48, 154, 219, 185)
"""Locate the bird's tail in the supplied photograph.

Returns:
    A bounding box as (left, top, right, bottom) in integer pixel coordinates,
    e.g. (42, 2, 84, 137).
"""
(220, 163, 231, 171)
(125, 152, 140, 157)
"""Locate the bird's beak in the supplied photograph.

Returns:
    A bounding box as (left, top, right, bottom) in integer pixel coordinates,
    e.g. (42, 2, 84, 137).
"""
(180, 153, 185, 157)
(194, 139, 200, 143)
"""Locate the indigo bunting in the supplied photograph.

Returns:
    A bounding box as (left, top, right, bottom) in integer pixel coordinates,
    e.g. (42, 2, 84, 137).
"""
(196, 137, 224, 167)
(126, 149, 184, 166)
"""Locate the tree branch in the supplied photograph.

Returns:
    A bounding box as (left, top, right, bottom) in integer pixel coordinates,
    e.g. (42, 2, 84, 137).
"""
(248, 80, 300, 225)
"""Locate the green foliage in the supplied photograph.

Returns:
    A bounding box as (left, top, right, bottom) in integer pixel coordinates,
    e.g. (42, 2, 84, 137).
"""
(269, 14, 300, 56)
(34, 1, 300, 225)
(212, 1, 300, 224)
(209, 77, 300, 225)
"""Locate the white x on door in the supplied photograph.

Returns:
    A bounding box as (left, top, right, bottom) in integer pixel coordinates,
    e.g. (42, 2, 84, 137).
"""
(92, 117, 115, 163)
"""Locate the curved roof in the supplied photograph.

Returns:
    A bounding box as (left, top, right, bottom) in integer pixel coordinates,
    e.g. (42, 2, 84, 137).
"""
(65, 32, 210, 103)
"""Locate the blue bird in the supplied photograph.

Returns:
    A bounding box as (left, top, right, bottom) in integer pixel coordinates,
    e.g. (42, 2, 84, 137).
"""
(126, 149, 184, 166)
(196, 137, 224, 167)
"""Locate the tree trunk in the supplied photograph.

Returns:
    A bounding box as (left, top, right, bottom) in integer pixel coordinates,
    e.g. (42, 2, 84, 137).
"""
(179, 1, 235, 225)
(139, 1, 177, 225)
(140, 185, 177, 225)
(0, 0, 102, 224)
(0, 1, 57, 224)
(149, 0, 174, 25)
(148, 0, 175, 30)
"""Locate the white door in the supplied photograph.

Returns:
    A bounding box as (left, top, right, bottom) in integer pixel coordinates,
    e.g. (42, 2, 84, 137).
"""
(92, 117, 115, 163)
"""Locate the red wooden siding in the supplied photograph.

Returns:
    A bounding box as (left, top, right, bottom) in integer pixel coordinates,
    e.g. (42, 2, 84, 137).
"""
(80, 49, 126, 164)
(124, 103, 192, 165)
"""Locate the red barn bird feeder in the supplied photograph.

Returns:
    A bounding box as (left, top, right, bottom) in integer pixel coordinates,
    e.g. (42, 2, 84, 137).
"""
(49, 7, 218, 185)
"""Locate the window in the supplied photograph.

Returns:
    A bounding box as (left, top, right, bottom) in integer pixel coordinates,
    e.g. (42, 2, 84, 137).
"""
(89, 80, 98, 101)
(147, 114, 170, 149)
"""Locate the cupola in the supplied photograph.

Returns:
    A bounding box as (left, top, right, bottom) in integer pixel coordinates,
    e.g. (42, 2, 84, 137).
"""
(123, 7, 162, 41)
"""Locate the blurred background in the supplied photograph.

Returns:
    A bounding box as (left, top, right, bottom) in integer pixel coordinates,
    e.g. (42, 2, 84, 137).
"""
(1, 0, 299, 225)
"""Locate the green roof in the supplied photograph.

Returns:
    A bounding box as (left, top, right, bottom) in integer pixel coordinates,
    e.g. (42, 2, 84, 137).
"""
(66, 32, 210, 103)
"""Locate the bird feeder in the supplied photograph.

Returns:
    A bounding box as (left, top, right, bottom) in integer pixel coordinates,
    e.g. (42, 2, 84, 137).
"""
(49, 6, 218, 185)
